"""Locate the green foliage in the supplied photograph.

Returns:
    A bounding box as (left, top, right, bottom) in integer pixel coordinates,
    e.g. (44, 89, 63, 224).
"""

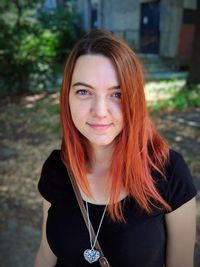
(0, 26, 58, 94)
(38, 3, 83, 59)
(148, 82, 200, 112)
(0, 0, 83, 96)
(49, 105, 60, 115)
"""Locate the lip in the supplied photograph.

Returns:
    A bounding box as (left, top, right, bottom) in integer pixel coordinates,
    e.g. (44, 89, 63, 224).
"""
(87, 123, 112, 130)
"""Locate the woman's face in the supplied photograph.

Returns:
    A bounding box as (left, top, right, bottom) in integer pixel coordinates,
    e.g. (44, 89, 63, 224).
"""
(69, 54, 123, 149)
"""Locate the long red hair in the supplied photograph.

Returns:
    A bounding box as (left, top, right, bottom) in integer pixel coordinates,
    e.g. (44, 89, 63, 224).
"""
(60, 29, 171, 221)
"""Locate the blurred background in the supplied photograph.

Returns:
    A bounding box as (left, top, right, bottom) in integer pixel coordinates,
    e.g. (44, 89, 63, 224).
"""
(0, 0, 199, 266)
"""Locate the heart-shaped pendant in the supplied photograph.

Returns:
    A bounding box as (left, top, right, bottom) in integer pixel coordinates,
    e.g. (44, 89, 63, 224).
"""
(84, 248, 100, 263)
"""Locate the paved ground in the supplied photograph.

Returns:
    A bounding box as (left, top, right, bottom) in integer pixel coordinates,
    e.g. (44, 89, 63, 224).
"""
(0, 93, 199, 267)
(0, 218, 41, 267)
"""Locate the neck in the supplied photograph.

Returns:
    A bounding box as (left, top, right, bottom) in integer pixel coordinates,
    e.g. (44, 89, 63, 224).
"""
(90, 144, 114, 172)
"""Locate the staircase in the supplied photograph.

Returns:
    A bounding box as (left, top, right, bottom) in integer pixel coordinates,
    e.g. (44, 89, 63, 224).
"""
(138, 54, 187, 81)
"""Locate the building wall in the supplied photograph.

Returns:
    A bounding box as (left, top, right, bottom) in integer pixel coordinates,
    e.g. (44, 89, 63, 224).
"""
(76, 0, 90, 31)
(76, 0, 197, 58)
(77, 0, 140, 49)
(103, 0, 140, 49)
(184, 0, 196, 9)
(160, 1, 183, 57)
(160, 0, 196, 58)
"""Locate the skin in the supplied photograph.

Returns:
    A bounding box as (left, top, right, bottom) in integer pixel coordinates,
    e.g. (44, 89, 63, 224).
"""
(165, 198, 196, 267)
(69, 54, 123, 150)
(34, 54, 196, 267)
(34, 199, 57, 267)
(69, 54, 124, 203)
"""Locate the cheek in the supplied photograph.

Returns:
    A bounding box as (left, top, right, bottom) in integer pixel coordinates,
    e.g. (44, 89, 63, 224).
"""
(69, 96, 79, 125)
(69, 100, 88, 125)
(110, 102, 123, 124)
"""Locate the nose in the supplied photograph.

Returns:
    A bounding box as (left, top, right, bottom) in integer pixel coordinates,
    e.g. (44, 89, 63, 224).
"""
(91, 96, 108, 118)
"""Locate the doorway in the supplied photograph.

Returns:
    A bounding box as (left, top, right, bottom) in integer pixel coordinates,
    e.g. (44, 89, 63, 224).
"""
(140, 2, 160, 53)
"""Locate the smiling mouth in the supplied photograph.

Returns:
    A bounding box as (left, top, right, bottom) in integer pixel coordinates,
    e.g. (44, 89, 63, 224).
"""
(87, 123, 112, 130)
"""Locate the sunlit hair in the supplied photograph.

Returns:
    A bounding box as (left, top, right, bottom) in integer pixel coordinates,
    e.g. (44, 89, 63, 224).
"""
(60, 29, 171, 221)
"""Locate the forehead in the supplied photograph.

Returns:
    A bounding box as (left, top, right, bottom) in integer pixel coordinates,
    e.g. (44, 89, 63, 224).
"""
(71, 54, 119, 85)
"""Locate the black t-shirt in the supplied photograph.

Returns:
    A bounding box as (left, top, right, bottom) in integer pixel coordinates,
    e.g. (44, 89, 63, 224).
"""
(38, 149, 197, 267)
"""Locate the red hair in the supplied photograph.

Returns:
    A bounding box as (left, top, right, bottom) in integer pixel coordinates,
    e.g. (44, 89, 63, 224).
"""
(60, 29, 171, 221)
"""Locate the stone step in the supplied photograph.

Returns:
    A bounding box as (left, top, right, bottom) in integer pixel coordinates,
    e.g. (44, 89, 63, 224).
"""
(142, 61, 169, 66)
(144, 66, 171, 74)
(138, 53, 160, 59)
(140, 58, 166, 64)
(144, 71, 188, 81)
(138, 54, 187, 80)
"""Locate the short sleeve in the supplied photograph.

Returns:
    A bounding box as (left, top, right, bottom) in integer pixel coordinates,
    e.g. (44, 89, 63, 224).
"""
(165, 151, 197, 212)
(38, 149, 68, 203)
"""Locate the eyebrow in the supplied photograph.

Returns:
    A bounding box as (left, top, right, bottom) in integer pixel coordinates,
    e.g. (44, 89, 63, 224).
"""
(72, 82, 120, 90)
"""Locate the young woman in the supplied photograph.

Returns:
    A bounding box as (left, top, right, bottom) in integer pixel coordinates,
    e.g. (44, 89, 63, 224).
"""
(34, 29, 197, 267)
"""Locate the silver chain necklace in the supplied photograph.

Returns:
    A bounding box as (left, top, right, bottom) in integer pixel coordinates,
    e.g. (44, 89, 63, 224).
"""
(83, 200, 108, 264)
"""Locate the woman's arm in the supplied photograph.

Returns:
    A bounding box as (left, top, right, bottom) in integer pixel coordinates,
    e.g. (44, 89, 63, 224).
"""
(165, 197, 196, 267)
(34, 199, 57, 267)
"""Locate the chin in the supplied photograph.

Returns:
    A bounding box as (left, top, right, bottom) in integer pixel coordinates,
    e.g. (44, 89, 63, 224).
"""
(89, 139, 116, 148)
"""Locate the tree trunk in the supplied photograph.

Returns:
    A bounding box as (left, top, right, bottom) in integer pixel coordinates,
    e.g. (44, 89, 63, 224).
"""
(186, 0, 200, 85)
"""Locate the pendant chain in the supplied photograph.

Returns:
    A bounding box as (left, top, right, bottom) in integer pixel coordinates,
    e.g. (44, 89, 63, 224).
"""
(85, 200, 108, 250)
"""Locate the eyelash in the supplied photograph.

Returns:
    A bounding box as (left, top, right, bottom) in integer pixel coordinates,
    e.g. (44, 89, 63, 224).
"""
(76, 89, 90, 96)
(112, 92, 121, 99)
(75, 89, 121, 99)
